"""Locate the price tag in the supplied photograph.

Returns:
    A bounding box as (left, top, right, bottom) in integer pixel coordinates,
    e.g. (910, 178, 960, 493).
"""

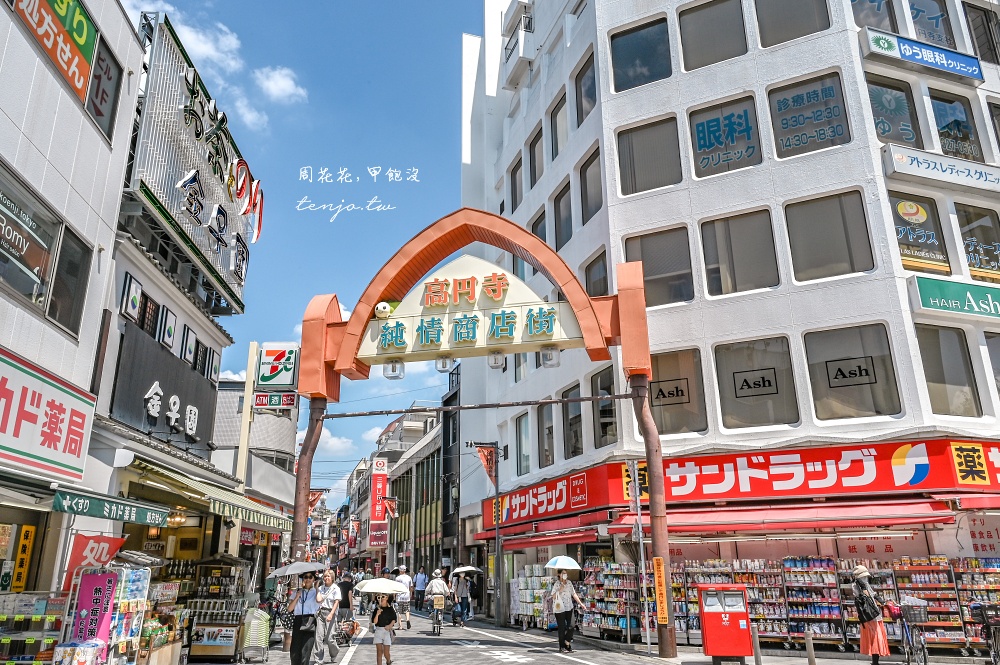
(1, 637, 10, 643)
(45, 616, 56, 622)
(118, 642, 126, 653)
(44, 639, 54, 645)
(13, 615, 23, 621)
(25, 638, 35, 644)
(31, 615, 41, 621)
(5, 659, 14, 665)
(32, 660, 41, 665)
(0, 615, 6, 621)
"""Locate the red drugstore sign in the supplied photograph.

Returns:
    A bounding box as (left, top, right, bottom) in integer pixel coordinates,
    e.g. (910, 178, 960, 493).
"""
(370, 458, 388, 521)
(484, 439, 1000, 528)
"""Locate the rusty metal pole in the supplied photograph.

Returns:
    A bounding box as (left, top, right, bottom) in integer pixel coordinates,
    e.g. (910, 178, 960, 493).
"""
(629, 373, 677, 658)
(292, 397, 327, 561)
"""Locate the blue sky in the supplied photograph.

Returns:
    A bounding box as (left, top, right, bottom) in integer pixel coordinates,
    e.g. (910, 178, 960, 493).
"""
(121, 0, 485, 502)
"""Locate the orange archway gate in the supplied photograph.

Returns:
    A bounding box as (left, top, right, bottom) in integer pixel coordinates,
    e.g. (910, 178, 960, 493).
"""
(296, 208, 676, 656)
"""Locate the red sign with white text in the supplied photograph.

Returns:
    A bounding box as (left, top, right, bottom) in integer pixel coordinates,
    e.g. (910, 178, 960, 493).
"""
(483, 439, 1000, 528)
(368, 522, 388, 549)
(370, 458, 388, 521)
(63, 535, 125, 590)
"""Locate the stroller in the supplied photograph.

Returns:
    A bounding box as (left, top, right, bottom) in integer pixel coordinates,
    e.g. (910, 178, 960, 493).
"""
(334, 617, 360, 647)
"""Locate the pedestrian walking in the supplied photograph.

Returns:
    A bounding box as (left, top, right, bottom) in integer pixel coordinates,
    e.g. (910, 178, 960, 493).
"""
(337, 571, 355, 622)
(413, 566, 428, 611)
(452, 572, 470, 626)
(369, 594, 398, 665)
(315, 571, 342, 663)
(853, 565, 889, 665)
(548, 569, 585, 653)
(286, 572, 321, 665)
(394, 565, 413, 629)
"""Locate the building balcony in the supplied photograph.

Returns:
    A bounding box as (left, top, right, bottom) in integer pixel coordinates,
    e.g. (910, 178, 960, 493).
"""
(503, 13, 535, 91)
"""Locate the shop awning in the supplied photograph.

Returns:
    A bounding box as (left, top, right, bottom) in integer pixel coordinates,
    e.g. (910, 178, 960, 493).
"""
(609, 500, 954, 535)
(950, 494, 1000, 511)
(502, 529, 598, 550)
(137, 463, 292, 531)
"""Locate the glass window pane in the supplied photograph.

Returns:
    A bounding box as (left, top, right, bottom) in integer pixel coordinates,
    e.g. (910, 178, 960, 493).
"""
(990, 103, 1000, 149)
(591, 366, 618, 448)
(516, 413, 530, 475)
(618, 118, 682, 195)
(624, 228, 694, 305)
(555, 185, 572, 250)
(514, 352, 526, 382)
(866, 75, 922, 148)
(785, 191, 874, 281)
(851, 0, 897, 31)
(86, 39, 123, 139)
(755, 0, 831, 47)
(562, 384, 583, 458)
(690, 97, 762, 177)
(965, 3, 1000, 65)
(915, 324, 981, 416)
(956, 203, 1000, 283)
(532, 213, 546, 243)
(930, 90, 984, 162)
(586, 252, 608, 296)
(680, 0, 747, 70)
(910, 0, 956, 48)
(49, 230, 92, 334)
(888, 191, 950, 274)
(576, 54, 597, 126)
(581, 150, 602, 223)
(611, 19, 671, 91)
(650, 349, 708, 433)
(715, 336, 799, 428)
(514, 256, 527, 280)
(0, 170, 60, 313)
(537, 403, 555, 468)
(510, 159, 523, 212)
(804, 324, 901, 419)
(701, 210, 779, 295)
(529, 130, 544, 187)
(551, 95, 568, 159)
(984, 332, 1000, 395)
(769, 73, 850, 158)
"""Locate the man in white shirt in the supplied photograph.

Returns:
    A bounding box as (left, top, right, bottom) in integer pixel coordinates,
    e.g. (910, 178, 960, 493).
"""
(394, 565, 413, 630)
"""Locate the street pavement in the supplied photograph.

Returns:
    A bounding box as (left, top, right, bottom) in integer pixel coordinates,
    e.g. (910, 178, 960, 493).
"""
(204, 614, 984, 665)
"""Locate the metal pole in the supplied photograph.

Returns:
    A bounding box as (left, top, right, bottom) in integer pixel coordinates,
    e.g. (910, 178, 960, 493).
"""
(494, 445, 501, 628)
(629, 374, 676, 658)
(752, 624, 763, 665)
(322, 393, 637, 420)
(805, 630, 816, 665)
(629, 460, 652, 656)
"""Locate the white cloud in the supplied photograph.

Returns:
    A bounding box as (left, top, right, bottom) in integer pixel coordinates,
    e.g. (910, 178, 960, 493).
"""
(174, 21, 244, 75)
(408, 361, 432, 375)
(293, 323, 303, 336)
(340, 302, 352, 320)
(361, 426, 383, 443)
(219, 369, 246, 381)
(253, 66, 308, 104)
(296, 425, 355, 456)
(229, 87, 269, 131)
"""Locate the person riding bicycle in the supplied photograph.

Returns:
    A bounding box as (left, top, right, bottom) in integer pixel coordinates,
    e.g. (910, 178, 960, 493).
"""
(425, 569, 451, 631)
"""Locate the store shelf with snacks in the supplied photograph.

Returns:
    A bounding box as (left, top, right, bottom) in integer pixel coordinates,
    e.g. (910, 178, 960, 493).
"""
(783, 557, 845, 646)
(682, 560, 733, 646)
(892, 559, 965, 649)
(952, 558, 1000, 650)
(735, 561, 787, 642)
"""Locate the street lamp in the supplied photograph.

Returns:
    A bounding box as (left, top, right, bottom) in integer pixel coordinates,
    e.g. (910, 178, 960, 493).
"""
(466, 440, 507, 628)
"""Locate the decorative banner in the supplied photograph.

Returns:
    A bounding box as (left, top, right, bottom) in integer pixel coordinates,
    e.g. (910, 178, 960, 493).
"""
(368, 522, 388, 549)
(348, 519, 359, 549)
(11, 525, 35, 592)
(308, 491, 325, 515)
(382, 498, 398, 519)
(14, 0, 97, 102)
(653, 557, 669, 625)
(476, 445, 497, 487)
(370, 458, 388, 522)
(63, 535, 126, 591)
(72, 572, 117, 647)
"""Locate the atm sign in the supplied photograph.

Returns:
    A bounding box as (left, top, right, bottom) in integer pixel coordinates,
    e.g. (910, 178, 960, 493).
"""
(253, 392, 296, 409)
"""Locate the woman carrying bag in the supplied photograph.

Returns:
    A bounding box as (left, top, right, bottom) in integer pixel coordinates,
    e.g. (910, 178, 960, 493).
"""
(286, 572, 321, 665)
(548, 569, 585, 653)
(853, 565, 890, 665)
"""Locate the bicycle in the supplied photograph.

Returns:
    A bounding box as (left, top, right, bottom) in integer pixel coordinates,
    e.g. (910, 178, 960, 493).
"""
(899, 602, 928, 665)
(430, 594, 446, 636)
(970, 603, 1000, 665)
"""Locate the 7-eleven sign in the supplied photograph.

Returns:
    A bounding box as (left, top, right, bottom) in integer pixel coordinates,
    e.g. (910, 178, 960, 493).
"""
(256, 344, 299, 390)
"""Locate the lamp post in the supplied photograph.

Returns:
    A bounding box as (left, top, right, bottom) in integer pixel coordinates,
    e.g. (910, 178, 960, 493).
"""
(466, 441, 506, 627)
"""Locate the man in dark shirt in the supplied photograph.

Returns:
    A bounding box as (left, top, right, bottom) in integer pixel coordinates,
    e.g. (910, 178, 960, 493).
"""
(336, 571, 355, 622)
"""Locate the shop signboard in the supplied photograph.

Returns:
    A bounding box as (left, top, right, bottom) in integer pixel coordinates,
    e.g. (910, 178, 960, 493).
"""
(883, 143, 1000, 193)
(862, 28, 983, 83)
(239, 528, 255, 546)
(130, 15, 265, 315)
(368, 522, 388, 549)
(63, 535, 126, 591)
(652, 557, 669, 625)
(348, 519, 358, 548)
(13, 0, 97, 102)
(910, 275, 1000, 322)
(10, 525, 34, 593)
(71, 572, 117, 646)
(111, 322, 218, 446)
(483, 464, 613, 529)
(255, 345, 299, 391)
(53, 490, 168, 526)
(252, 392, 296, 409)
(0, 344, 95, 483)
(370, 458, 388, 522)
(192, 625, 236, 646)
(0, 524, 11, 560)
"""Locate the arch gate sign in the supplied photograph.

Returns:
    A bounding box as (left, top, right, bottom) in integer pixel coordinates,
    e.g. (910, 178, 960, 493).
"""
(297, 208, 676, 656)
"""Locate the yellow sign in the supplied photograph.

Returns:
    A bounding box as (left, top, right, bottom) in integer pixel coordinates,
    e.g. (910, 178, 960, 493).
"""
(622, 462, 650, 502)
(951, 442, 990, 485)
(653, 557, 669, 625)
(11, 526, 35, 592)
(433, 596, 445, 609)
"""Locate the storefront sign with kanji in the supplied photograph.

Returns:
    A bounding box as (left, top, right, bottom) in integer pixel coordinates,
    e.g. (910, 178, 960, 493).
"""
(72, 573, 117, 649)
(370, 459, 388, 522)
(0, 345, 95, 482)
(10, 525, 34, 592)
(63, 535, 125, 591)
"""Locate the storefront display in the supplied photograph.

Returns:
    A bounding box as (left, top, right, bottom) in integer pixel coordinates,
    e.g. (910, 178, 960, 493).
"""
(187, 557, 250, 661)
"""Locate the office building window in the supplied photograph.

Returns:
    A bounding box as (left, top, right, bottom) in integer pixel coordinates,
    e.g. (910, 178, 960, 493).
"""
(537, 403, 555, 468)
(866, 75, 922, 148)
(529, 129, 544, 187)
(576, 54, 597, 126)
(769, 73, 850, 158)
(680, 0, 747, 70)
(562, 384, 583, 458)
(137, 293, 160, 338)
(930, 90, 984, 162)
(852, 0, 897, 30)
(755, 0, 830, 47)
(690, 96, 762, 178)
(701, 210, 779, 295)
(618, 118, 682, 195)
(591, 366, 618, 448)
(965, 3, 1000, 64)
(911, 0, 956, 48)
(551, 94, 568, 159)
(804, 324, 901, 419)
(555, 184, 573, 250)
(956, 202, 1000, 283)
(532, 213, 546, 243)
(516, 413, 530, 475)
(624, 228, 694, 305)
(581, 150, 602, 223)
(889, 191, 950, 274)
(610, 18, 671, 91)
(48, 228, 93, 335)
(193, 341, 208, 376)
(514, 256, 527, 281)
(514, 353, 527, 382)
(785, 191, 874, 281)
(984, 332, 1000, 396)
(715, 336, 799, 428)
(585, 252, 608, 296)
(510, 159, 523, 212)
(650, 349, 709, 433)
(916, 324, 982, 417)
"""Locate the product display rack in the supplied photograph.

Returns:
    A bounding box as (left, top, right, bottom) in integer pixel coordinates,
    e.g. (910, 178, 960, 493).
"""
(683, 560, 734, 645)
(837, 561, 900, 650)
(782, 556, 845, 650)
(949, 560, 999, 651)
(893, 561, 964, 649)
(670, 563, 685, 643)
(0, 593, 66, 665)
(734, 561, 787, 643)
(581, 558, 640, 642)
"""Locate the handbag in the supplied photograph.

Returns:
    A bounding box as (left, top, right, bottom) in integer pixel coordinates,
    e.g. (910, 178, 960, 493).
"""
(856, 590, 881, 624)
(553, 598, 566, 613)
(298, 615, 317, 632)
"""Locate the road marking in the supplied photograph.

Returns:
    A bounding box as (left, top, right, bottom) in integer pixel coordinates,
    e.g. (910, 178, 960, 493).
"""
(452, 639, 487, 648)
(337, 626, 368, 665)
(459, 625, 602, 665)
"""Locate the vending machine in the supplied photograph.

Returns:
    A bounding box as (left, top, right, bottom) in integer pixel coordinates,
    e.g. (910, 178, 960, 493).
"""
(697, 584, 753, 665)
